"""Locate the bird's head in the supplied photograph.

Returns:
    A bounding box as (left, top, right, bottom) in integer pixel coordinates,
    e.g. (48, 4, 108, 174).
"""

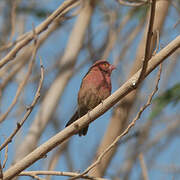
(92, 60, 116, 75)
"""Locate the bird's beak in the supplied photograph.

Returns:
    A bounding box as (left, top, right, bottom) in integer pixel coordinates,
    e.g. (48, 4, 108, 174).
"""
(110, 64, 116, 72)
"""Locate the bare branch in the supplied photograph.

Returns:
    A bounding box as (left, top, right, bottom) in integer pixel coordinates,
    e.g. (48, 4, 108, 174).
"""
(13, 0, 96, 163)
(139, 153, 149, 180)
(2, 34, 179, 180)
(152, 29, 160, 56)
(137, 0, 156, 84)
(89, 1, 169, 177)
(0, 1, 78, 52)
(21, 173, 45, 180)
(0, 58, 44, 151)
(2, 145, 8, 168)
(70, 64, 162, 180)
(0, 28, 39, 123)
(19, 171, 106, 180)
(0, 0, 80, 68)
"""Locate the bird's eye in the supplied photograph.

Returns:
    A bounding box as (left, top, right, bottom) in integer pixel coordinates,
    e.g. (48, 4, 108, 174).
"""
(103, 63, 109, 68)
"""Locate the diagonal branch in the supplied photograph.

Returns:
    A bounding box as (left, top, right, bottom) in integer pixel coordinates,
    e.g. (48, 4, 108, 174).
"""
(19, 171, 106, 180)
(13, 0, 96, 164)
(70, 64, 162, 180)
(137, 0, 156, 84)
(139, 153, 149, 180)
(0, 58, 44, 151)
(2, 145, 9, 168)
(0, 0, 80, 68)
(0, 28, 39, 123)
(2, 35, 180, 180)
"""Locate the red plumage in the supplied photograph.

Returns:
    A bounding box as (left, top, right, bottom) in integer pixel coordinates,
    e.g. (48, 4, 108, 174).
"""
(65, 60, 115, 136)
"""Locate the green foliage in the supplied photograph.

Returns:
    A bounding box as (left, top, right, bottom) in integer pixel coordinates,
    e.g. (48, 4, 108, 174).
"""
(149, 83, 180, 119)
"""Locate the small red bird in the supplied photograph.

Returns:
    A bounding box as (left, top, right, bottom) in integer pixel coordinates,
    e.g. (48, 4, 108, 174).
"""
(65, 60, 115, 136)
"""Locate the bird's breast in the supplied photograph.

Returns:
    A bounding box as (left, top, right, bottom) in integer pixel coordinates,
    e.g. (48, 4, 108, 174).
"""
(78, 70, 111, 111)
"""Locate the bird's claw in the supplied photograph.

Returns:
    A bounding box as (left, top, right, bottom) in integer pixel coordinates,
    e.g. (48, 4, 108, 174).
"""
(101, 100, 104, 106)
(87, 111, 91, 120)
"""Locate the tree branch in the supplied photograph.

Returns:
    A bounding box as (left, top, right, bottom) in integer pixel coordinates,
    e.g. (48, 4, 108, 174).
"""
(137, 0, 156, 84)
(0, 28, 39, 123)
(2, 35, 180, 180)
(70, 64, 162, 180)
(0, 0, 79, 68)
(19, 171, 106, 180)
(0, 58, 44, 151)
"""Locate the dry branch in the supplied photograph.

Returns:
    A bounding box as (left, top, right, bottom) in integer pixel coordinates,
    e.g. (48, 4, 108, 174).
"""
(2, 145, 8, 169)
(70, 64, 162, 180)
(90, 1, 170, 176)
(13, 0, 96, 163)
(139, 153, 149, 180)
(0, 58, 44, 151)
(0, 30, 39, 123)
(2, 35, 180, 180)
(137, 0, 156, 84)
(19, 171, 106, 180)
(0, 0, 79, 68)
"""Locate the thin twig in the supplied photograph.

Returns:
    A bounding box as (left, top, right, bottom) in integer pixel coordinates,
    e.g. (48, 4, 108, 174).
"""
(139, 153, 149, 180)
(0, 27, 39, 123)
(23, 173, 45, 180)
(152, 29, 160, 56)
(137, 0, 156, 84)
(0, 58, 44, 151)
(70, 64, 162, 180)
(19, 171, 106, 180)
(0, 0, 80, 68)
(0, 58, 27, 93)
(3, 34, 180, 180)
(2, 145, 8, 168)
(0, 1, 79, 53)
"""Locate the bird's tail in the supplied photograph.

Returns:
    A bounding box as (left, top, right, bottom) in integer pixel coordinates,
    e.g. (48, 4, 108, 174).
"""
(78, 126, 89, 136)
(65, 110, 79, 127)
(65, 110, 89, 136)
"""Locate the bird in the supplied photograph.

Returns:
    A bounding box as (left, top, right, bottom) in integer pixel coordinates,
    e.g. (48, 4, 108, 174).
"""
(65, 60, 115, 136)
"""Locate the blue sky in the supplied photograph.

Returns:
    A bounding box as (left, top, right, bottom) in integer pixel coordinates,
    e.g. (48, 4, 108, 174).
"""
(0, 1, 180, 180)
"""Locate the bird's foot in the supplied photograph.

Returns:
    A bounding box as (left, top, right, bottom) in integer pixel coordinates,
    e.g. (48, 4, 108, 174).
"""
(87, 110, 91, 121)
(101, 100, 104, 106)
